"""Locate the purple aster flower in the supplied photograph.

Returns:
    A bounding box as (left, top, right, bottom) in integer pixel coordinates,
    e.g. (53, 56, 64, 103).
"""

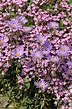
(42, 41, 52, 49)
(22, 26, 32, 33)
(57, 45, 70, 56)
(0, 35, 9, 47)
(34, 80, 48, 91)
(67, 61, 72, 69)
(12, 46, 24, 58)
(8, 19, 20, 31)
(40, 46, 52, 57)
(60, 45, 70, 52)
(31, 50, 42, 60)
(16, 15, 28, 24)
(47, 54, 59, 63)
(40, 49, 50, 56)
(50, 56, 59, 63)
(36, 35, 47, 45)
(57, 50, 67, 57)
(40, 41, 52, 56)
(48, 21, 59, 29)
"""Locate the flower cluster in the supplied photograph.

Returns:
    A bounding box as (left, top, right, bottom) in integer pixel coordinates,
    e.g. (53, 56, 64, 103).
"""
(0, 0, 72, 108)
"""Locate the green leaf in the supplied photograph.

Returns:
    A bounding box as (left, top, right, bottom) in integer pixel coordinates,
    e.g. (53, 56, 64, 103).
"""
(20, 106, 26, 109)
(9, 10, 14, 16)
(25, 82, 30, 89)
(24, 78, 30, 89)
(49, 8, 54, 12)
(69, 0, 72, 4)
(69, 17, 72, 21)
(53, 97, 56, 100)
(59, 20, 64, 29)
(21, 58, 25, 61)
(24, 78, 29, 83)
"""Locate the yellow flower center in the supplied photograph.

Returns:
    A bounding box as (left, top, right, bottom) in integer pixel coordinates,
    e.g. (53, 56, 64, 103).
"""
(11, 24, 15, 28)
(16, 53, 20, 57)
(52, 24, 54, 28)
(42, 51, 45, 54)
(40, 38, 43, 43)
(60, 54, 62, 57)
(0, 40, 4, 44)
(39, 84, 43, 88)
(61, 47, 65, 51)
(26, 29, 29, 33)
(19, 20, 22, 22)
(50, 58, 54, 62)
(71, 63, 72, 66)
(34, 55, 38, 59)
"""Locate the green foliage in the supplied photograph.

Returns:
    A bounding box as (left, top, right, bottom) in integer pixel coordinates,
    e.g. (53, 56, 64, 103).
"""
(21, 58, 25, 61)
(9, 10, 15, 17)
(0, 69, 57, 109)
(59, 20, 65, 29)
(0, 60, 23, 107)
(39, 2, 55, 11)
(69, 0, 72, 4)
(22, 0, 33, 12)
(24, 78, 30, 89)
(24, 16, 34, 27)
(68, 17, 72, 21)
